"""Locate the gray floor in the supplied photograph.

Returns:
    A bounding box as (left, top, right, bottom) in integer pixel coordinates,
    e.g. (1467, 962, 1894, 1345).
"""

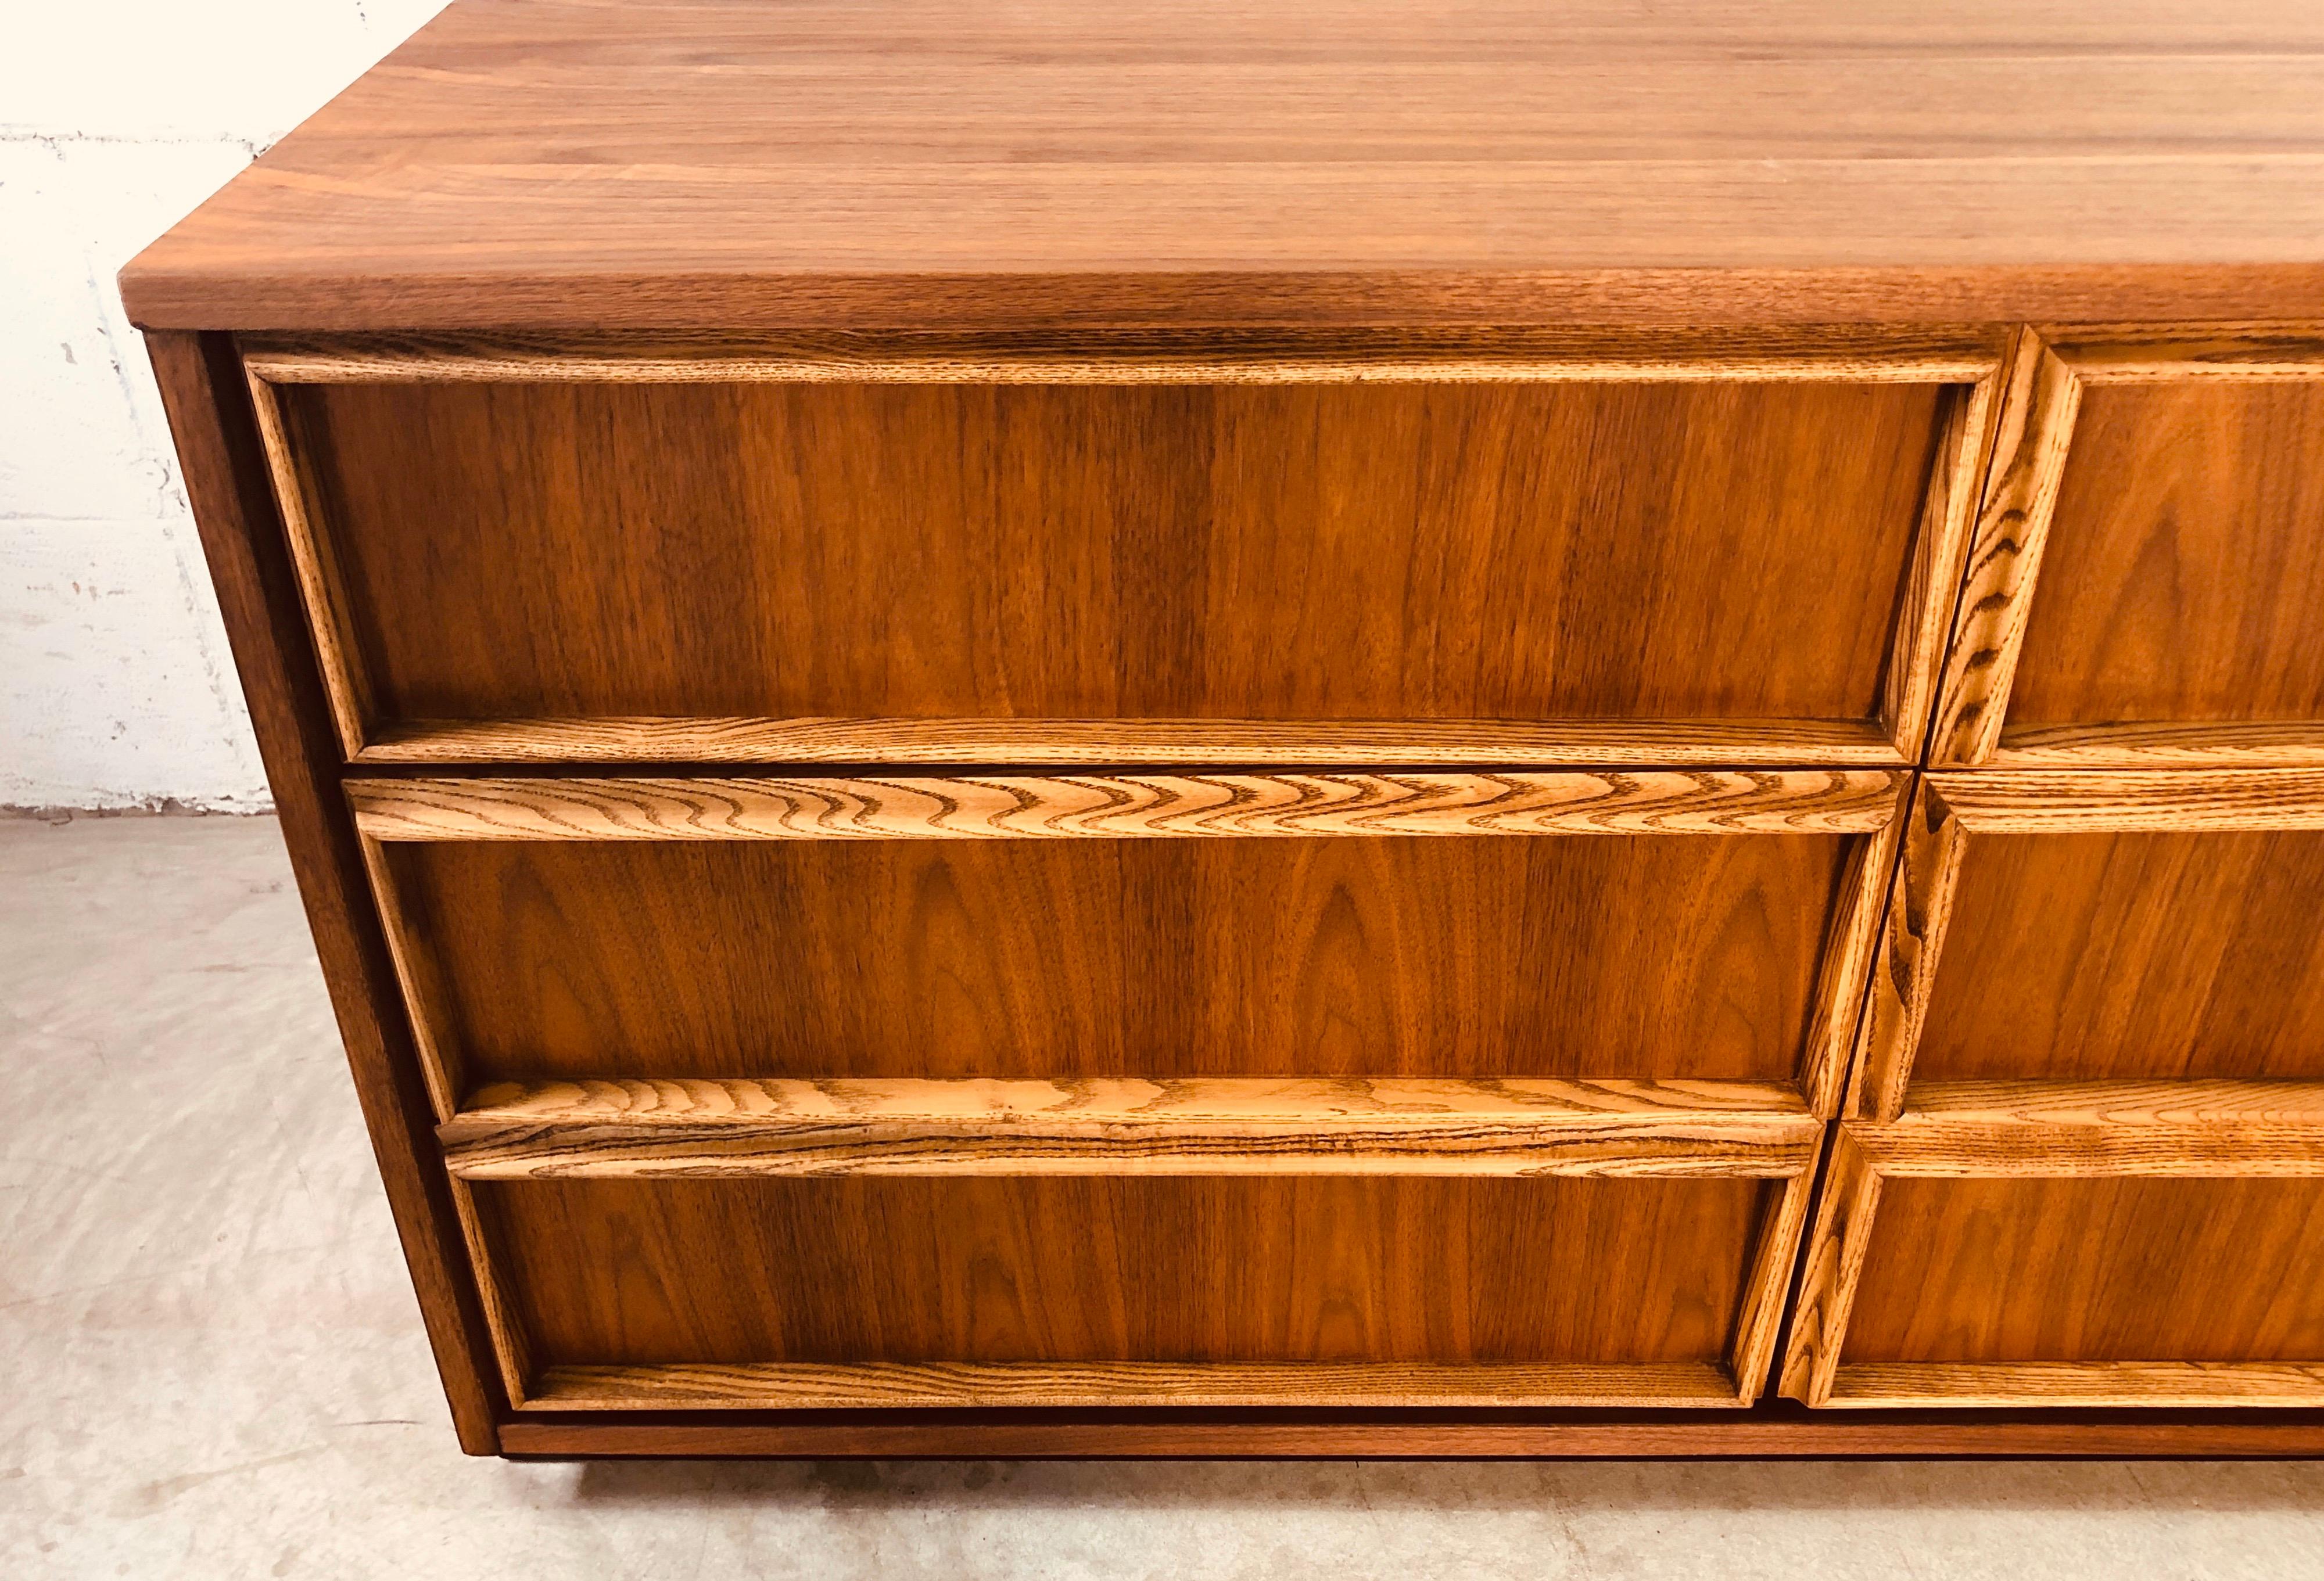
(5, 816, 2323, 1579)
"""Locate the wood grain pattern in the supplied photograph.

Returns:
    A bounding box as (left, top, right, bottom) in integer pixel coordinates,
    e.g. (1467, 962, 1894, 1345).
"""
(2052, 330, 2324, 383)
(117, 1, 2324, 330)
(1845, 782, 1966, 1120)
(243, 327, 2002, 385)
(1850, 774, 2324, 1099)
(1727, 1171, 1820, 1404)
(1855, 1081, 2324, 1175)
(357, 836, 464, 1119)
(143, 331, 505, 1453)
(1785, 1124, 2324, 1408)
(1841, 1176, 2324, 1366)
(132, 0, 2324, 1451)
(437, 1076, 1819, 1180)
(1995, 720, 2324, 768)
(350, 771, 1903, 842)
(1882, 377, 1999, 759)
(371, 830, 1857, 1085)
(274, 375, 1943, 750)
(356, 716, 1907, 769)
(136, 270, 2324, 340)
(476, 1175, 1770, 1370)
(1927, 330, 2083, 766)
(2006, 376, 2324, 742)
(1800, 795, 1906, 1116)
(446, 1177, 533, 1406)
(1775, 1131, 1881, 1407)
(1826, 1363, 2324, 1408)
(1933, 768, 2324, 831)
(1913, 827, 2324, 1084)
(521, 1360, 1742, 1410)
(242, 372, 370, 760)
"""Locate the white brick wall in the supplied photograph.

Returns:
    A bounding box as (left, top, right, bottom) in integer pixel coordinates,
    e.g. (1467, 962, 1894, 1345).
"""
(1, 1, 450, 810)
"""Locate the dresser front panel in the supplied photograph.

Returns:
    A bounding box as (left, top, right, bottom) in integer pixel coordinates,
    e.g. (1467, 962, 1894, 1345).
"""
(271, 375, 1950, 745)
(2010, 380, 2324, 736)
(1913, 828, 2324, 1083)
(375, 828, 1856, 1087)
(1842, 1176, 2324, 1367)
(479, 1175, 1767, 1369)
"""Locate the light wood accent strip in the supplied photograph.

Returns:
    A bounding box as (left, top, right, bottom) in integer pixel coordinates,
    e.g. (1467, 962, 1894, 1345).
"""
(355, 836, 461, 1123)
(1855, 1080, 2324, 1177)
(519, 1360, 1745, 1411)
(350, 770, 1905, 843)
(1799, 784, 1907, 1117)
(354, 716, 1908, 768)
(242, 372, 371, 760)
(1932, 768, 2324, 832)
(1882, 375, 2000, 760)
(1928, 330, 2084, 766)
(444, 1178, 532, 1409)
(1824, 1362, 2324, 1408)
(1995, 721, 2324, 768)
(2050, 330, 2324, 384)
(1728, 1170, 1820, 1404)
(1845, 781, 1967, 1121)
(1776, 1130, 1881, 1408)
(440, 1077, 1820, 1180)
(239, 328, 2002, 386)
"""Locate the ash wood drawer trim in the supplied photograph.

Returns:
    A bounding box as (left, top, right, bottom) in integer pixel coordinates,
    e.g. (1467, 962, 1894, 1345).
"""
(2047, 332, 2324, 385)
(1779, 1081, 2324, 1410)
(1987, 722, 2324, 770)
(1826, 1363, 2324, 1410)
(1846, 771, 2324, 1120)
(518, 1360, 1745, 1411)
(1925, 329, 2083, 767)
(349, 769, 1904, 843)
(437, 1076, 1821, 1180)
(245, 362, 372, 760)
(354, 716, 1909, 769)
(1857, 1080, 2324, 1177)
(240, 328, 2004, 387)
(1931, 327, 2324, 770)
(241, 334, 1997, 769)
(1932, 768, 2324, 832)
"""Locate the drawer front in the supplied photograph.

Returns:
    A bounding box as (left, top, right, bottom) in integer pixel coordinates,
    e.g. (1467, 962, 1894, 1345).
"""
(380, 831, 1847, 1086)
(473, 1174, 1783, 1408)
(1780, 1104, 2324, 1408)
(1849, 771, 2324, 1114)
(1846, 1177, 2324, 1370)
(2013, 381, 2324, 737)
(246, 333, 2000, 766)
(1915, 825, 2324, 1084)
(351, 770, 1900, 1111)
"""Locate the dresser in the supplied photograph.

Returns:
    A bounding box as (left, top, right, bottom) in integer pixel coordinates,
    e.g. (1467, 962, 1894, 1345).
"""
(125, 0, 2324, 1457)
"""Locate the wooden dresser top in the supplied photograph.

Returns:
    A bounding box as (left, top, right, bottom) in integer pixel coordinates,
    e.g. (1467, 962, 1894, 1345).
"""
(122, 0, 2324, 330)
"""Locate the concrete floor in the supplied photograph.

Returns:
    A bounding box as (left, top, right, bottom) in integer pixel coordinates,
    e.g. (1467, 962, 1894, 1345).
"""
(5, 816, 2324, 1578)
